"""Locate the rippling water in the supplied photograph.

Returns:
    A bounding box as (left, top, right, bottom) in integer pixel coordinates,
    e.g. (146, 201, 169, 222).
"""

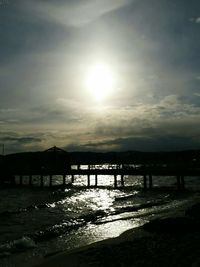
(0, 168, 199, 267)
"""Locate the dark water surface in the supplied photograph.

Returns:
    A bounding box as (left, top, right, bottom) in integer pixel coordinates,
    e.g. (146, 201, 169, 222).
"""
(0, 173, 199, 267)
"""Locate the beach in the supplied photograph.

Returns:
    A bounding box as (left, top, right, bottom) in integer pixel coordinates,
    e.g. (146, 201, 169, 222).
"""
(35, 197, 200, 267)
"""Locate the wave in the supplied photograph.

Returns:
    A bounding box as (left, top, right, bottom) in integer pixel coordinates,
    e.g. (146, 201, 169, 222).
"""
(30, 210, 108, 243)
(30, 219, 86, 243)
(0, 237, 36, 258)
(0, 199, 169, 257)
(114, 199, 167, 214)
(0, 203, 53, 217)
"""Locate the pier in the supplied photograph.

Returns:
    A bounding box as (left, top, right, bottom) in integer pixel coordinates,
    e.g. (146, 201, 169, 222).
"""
(1, 146, 200, 190)
(2, 165, 200, 190)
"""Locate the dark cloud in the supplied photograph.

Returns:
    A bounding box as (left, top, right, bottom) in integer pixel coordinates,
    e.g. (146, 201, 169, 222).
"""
(0, 132, 44, 154)
(0, 136, 42, 144)
(70, 135, 200, 152)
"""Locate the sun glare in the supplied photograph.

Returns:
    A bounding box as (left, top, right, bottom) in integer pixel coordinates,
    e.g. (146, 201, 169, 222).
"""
(86, 63, 114, 101)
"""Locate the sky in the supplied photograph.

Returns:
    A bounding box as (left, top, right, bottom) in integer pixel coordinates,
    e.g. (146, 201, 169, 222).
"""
(1, 0, 200, 154)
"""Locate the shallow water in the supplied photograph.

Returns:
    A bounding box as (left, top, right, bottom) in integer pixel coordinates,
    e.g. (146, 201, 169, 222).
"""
(0, 172, 199, 267)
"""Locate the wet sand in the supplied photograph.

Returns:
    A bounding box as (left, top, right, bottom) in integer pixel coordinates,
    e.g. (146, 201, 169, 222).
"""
(34, 198, 200, 267)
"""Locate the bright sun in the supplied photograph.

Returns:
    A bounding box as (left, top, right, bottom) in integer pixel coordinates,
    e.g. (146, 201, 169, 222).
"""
(86, 63, 114, 101)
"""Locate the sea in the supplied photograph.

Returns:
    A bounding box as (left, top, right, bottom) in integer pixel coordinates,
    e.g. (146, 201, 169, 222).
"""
(0, 165, 199, 267)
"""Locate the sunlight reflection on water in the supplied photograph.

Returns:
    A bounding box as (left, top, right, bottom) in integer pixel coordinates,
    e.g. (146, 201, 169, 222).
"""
(59, 188, 119, 216)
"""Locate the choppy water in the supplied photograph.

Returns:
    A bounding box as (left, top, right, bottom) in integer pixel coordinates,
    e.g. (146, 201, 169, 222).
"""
(0, 168, 200, 267)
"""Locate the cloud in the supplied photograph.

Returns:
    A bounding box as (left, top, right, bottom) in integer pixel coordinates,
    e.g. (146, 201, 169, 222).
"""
(0, 131, 44, 154)
(60, 95, 200, 152)
(0, 131, 43, 144)
(65, 135, 200, 152)
(0, 108, 20, 124)
(0, 136, 42, 144)
(196, 17, 200, 23)
(0, 139, 41, 154)
(2, 94, 200, 153)
(190, 17, 200, 23)
(84, 95, 200, 147)
(23, 0, 132, 27)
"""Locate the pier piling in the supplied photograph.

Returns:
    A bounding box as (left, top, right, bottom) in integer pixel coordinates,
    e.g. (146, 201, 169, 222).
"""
(87, 175, 90, 187)
(114, 174, 117, 188)
(20, 175, 23, 186)
(121, 175, 124, 187)
(149, 174, 153, 189)
(95, 174, 98, 187)
(143, 175, 147, 190)
(49, 175, 52, 187)
(177, 175, 181, 190)
(40, 174, 44, 187)
(63, 174, 66, 186)
(181, 175, 185, 189)
(29, 175, 32, 187)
